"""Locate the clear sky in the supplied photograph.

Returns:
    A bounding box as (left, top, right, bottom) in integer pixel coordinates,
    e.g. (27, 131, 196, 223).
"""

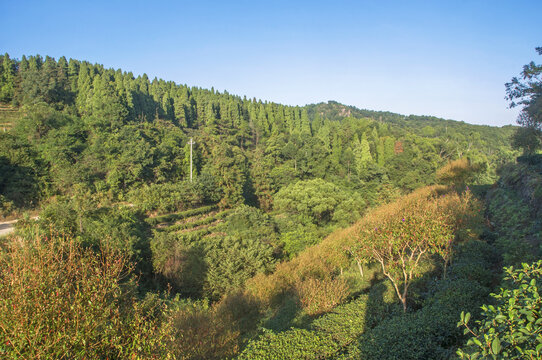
(1, 0, 541, 126)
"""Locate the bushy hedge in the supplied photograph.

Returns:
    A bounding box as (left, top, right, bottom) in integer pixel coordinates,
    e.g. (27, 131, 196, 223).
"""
(338, 241, 495, 360)
(146, 204, 218, 226)
(238, 281, 399, 359)
(237, 328, 340, 360)
(0, 234, 170, 359)
(457, 260, 542, 359)
(128, 181, 204, 214)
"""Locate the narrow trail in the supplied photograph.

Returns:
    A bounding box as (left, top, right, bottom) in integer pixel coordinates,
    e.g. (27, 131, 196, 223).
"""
(0, 217, 39, 237)
(0, 219, 17, 237)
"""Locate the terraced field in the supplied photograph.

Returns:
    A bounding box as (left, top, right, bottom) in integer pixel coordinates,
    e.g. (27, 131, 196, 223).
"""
(147, 204, 233, 239)
(0, 105, 19, 132)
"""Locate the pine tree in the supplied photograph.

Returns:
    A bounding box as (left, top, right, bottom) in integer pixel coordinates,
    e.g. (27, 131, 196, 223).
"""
(249, 147, 274, 211)
(382, 136, 395, 164)
(67, 58, 80, 94)
(376, 138, 386, 166)
(300, 108, 311, 136)
(211, 143, 246, 209)
(76, 62, 92, 116)
(354, 132, 373, 176)
(88, 73, 129, 128)
(331, 133, 343, 170)
(316, 122, 331, 152)
(56, 56, 72, 105)
(0, 53, 16, 103)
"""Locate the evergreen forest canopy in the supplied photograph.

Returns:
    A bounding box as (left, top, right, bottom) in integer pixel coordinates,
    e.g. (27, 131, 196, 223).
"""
(0, 53, 517, 213)
(0, 51, 541, 359)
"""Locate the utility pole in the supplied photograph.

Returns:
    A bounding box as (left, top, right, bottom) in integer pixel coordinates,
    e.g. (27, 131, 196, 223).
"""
(188, 138, 195, 182)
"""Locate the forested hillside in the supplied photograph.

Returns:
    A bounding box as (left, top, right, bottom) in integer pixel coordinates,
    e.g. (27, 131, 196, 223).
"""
(1, 53, 539, 359)
(0, 54, 516, 214)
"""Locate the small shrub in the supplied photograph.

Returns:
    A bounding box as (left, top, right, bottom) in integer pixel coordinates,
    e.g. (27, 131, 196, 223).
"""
(457, 260, 542, 359)
(237, 328, 339, 360)
(128, 181, 204, 214)
(204, 235, 276, 300)
(296, 277, 350, 316)
(0, 234, 170, 359)
(167, 291, 260, 360)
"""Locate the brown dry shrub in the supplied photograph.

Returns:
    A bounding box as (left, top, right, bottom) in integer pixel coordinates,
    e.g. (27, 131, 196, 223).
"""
(246, 184, 481, 314)
(167, 291, 261, 360)
(296, 277, 350, 316)
(245, 245, 342, 309)
(436, 158, 480, 186)
(0, 234, 171, 359)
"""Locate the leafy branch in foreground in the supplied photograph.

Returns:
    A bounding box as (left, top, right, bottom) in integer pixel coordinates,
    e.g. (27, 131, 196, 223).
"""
(457, 260, 542, 359)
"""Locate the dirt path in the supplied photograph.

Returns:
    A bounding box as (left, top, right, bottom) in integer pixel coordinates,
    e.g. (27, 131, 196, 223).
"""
(0, 216, 39, 237)
(0, 219, 17, 237)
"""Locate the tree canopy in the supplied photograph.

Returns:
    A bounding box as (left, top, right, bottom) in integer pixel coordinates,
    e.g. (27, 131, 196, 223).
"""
(506, 47, 542, 154)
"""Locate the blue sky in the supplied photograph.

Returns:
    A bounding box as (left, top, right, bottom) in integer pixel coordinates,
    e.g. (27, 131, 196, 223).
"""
(1, 0, 541, 126)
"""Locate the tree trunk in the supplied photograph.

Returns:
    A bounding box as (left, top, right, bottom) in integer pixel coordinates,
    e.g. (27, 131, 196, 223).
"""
(356, 260, 364, 278)
(380, 260, 408, 312)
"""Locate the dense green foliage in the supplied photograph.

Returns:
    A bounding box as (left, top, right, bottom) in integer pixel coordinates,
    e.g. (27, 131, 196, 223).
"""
(486, 161, 542, 266)
(0, 53, 516, 217)
(0, 52, 535, 359)
(150, 205, 279, 299)
(457, 261, 542, 359)
(506, 47, 542, 154)
(239, 240, 495, 360)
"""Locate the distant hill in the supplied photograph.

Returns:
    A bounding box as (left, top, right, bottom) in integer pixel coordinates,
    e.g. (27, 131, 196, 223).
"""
(306, 100, 517, 149)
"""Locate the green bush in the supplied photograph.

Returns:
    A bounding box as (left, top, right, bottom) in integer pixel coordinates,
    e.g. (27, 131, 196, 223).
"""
(273, 178, 364, 227)
(237, 328, 340, 360)
(446, 240, 498, 289)
(146, 204, 218, 226)
(457, 260, 542, 359)
(128, 181, 204, 214)
(218, 205, 279, 247)
(348, 278, 488, 360)
(168, 291, 261, 360)
(0, 194, 14, 218)
(339, 241, 494, 360)
(204, 235, 276, 300)
(38, 200, 153, 276)
(150, 230, 207, 296)
(279, 224, 322, 258)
